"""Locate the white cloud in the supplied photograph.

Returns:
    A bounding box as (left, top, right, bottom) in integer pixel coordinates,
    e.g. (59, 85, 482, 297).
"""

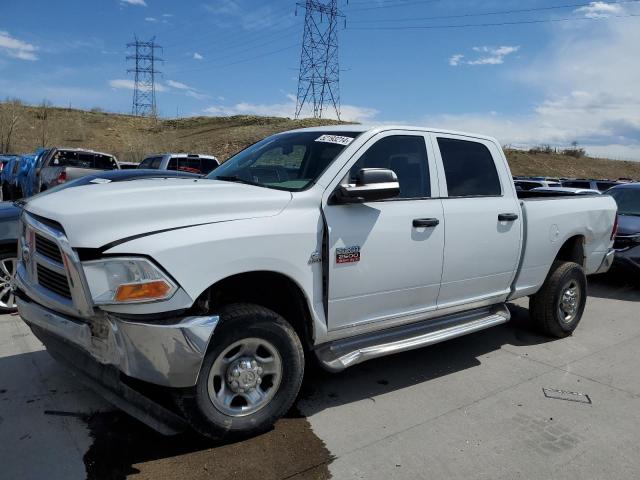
(193, 52, 203, 60)
(427, 18, 640, 159)
(120, 0, 147, 6)
(448, 54, 464, 66)
(448, 46, 519, 67)
(166, 80, 189, 90)
(0, 30, 38, 61)
(575, 1, 621, 18)
(162, 13, 173, 17)
(468, 46, 520, 65)
(144, 16, 157, 22)
(109, 78, 167, 92)
(204, 93, 379, 122)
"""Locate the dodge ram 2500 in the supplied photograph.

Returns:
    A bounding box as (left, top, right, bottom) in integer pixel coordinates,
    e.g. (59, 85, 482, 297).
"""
(15, 126, 617, 439)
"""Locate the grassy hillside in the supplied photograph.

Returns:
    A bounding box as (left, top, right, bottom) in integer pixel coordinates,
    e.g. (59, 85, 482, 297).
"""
(3, 103, 639, 179)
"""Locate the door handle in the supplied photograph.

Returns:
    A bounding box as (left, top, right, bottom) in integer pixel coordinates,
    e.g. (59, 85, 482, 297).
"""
(413, 218, 440, 228)
(498, 213, 519, 221)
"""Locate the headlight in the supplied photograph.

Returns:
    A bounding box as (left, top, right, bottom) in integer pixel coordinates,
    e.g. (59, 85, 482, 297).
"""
(82, 257, 177, 305)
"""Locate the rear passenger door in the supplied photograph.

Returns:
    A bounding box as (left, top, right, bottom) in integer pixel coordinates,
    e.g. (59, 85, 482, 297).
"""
(432, 134, 521, 309)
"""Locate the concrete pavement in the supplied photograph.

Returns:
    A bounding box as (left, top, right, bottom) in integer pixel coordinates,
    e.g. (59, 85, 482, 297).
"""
(1, 276, 638, 479)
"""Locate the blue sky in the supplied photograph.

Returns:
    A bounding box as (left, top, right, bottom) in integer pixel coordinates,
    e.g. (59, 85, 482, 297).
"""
(1, 0, 640, 159)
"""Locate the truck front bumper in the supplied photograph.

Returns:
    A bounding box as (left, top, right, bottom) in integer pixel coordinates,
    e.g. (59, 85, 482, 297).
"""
(17, 296, 219, 388)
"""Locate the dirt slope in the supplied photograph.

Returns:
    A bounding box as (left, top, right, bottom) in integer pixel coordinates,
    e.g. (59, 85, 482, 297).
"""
(4, 104, 639, 179)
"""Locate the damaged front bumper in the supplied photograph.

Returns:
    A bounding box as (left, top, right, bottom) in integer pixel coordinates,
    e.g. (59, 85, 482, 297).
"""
(17, 296, 219, 388)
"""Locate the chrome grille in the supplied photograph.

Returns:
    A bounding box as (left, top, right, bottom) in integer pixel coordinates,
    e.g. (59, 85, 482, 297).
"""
(36, 263, 72, 299)
(35, 233, 64, 264)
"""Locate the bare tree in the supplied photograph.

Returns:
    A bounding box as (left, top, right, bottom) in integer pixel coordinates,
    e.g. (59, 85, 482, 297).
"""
(38, 99, 52, 147)
(0, 98, 23, 153)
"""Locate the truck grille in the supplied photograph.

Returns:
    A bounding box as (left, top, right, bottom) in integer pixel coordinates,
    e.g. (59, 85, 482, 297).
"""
(37, 264, 72, 299)
(35, 233, 64, 264)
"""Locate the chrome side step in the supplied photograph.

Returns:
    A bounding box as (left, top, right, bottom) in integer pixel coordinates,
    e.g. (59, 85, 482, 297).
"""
(315, 304, 510, 372)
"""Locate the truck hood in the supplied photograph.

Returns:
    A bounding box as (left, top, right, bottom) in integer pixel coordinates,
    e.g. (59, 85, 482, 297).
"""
(24, 178, 292, 248)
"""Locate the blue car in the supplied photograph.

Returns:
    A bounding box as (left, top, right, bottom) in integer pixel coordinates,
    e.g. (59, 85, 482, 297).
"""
(0, 155, 22, 201)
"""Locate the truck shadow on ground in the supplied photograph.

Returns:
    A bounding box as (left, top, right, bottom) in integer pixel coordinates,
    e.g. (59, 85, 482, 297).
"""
(588, 272, 640, 302)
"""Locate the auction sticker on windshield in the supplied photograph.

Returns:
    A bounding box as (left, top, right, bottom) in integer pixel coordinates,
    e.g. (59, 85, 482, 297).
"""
(315, 134, 354, 146)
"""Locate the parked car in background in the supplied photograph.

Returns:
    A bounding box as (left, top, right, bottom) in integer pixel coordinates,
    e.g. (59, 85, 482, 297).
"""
(0, 154, 19, 174)
(118, 161, 139, 170)
(35, 148, 119, 193)
(562, 179, 621, 192)
(607, 183, 640, 275)
(0, 168, 202, 312)
(138, 153, 219, 175)
(514, 179, 562, 191)
(0, 156, 22, 201)
(530, 186, 601, 195)
(15, 125, 617, 440)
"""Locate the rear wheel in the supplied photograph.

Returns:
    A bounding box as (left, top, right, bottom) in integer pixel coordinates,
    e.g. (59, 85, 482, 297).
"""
(529, 261, 587, 338)
(176, 303, 304, 440)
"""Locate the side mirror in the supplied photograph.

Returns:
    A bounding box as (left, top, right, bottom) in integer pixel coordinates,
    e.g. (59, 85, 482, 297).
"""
(331, 168, 400, 204)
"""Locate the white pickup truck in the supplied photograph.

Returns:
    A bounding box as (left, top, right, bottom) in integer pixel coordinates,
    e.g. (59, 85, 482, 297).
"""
(15, 126, 617, 439)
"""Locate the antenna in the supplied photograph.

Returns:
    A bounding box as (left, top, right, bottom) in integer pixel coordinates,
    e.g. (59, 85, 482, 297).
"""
(295, 1, 344, 120)
(126, 36, 163, 117)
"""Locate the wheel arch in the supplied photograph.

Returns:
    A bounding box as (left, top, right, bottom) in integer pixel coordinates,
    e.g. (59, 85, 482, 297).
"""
(193, 270, 315, 351)
(554, 235, 585, 268)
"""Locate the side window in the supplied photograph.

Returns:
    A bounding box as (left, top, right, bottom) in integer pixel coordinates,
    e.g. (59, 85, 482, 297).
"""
(437, 138, 502, 197)
(139, 158, 153, 168)
(350, 135, 431, 199)
(94, 155, 117, 170)
(150, 157, 163, 169)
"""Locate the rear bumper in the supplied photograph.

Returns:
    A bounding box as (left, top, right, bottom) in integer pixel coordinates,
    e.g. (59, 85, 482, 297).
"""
(594, 248, 616, 274)
(17, 296, 219, 388)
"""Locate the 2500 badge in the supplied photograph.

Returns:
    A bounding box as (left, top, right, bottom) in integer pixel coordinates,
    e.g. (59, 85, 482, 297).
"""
(336, 246, 360, 264)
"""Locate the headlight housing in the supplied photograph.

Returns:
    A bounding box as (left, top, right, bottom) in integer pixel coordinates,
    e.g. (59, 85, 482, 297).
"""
(82, 257, 177, 305)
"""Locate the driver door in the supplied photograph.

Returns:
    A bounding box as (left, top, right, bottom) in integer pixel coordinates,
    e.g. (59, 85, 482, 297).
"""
(323, 132, 445, 331)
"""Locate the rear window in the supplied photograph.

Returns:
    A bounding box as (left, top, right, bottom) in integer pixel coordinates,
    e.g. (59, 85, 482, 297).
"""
(514, 180, 542, 191)
(139, 156, 162, 169)
(597, 182, 617, 191)
(437, 138, 502, 197)
(50, 151, 117, 170)
(563, 181, 591, 189)
(168, 157, 217, 174)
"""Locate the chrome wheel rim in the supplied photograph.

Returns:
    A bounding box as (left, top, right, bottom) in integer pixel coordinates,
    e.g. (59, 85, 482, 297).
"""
(0, 256, 16, 310)
(207, 337, 283, 417)
(558, 280, 580, 324)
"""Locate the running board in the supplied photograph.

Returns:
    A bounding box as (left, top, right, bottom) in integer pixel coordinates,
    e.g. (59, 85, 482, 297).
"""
(315, 304, 510, 372)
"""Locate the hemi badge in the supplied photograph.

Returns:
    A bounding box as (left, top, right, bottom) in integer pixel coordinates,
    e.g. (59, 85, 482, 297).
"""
(336, 246, 360, 264)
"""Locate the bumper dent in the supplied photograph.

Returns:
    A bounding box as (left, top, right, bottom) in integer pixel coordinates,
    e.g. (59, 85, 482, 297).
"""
(18, 297, 218, 388)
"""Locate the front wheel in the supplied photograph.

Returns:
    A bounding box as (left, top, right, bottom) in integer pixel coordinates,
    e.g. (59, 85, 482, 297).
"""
(0, 251, 17, 313)
(176, 303, 305, 440)
(529, 261, 587, 338)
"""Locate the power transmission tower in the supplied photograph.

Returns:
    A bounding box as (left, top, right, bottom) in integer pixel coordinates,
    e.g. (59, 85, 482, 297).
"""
(295, 1, 344, 120)
(126, 36, 163, 117)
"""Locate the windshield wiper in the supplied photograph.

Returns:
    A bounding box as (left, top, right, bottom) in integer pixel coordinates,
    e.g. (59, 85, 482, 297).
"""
(212, 175, 262, 187)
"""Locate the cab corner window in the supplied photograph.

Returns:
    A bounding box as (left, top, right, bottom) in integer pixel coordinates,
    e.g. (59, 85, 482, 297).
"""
(437, 137, 502, 197)
(350, 135, 430, 199)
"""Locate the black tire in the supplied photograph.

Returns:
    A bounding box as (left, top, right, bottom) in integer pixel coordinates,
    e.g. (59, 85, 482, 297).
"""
(529, 261, 587, 338)
(0, 250, 18, 313)
(176, 303, 305, 440)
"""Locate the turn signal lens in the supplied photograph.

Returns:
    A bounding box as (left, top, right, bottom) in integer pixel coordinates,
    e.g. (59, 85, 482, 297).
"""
(115, 280, 172, 302)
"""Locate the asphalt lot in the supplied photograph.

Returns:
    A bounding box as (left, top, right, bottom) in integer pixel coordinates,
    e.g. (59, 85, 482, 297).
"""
(1, 274, 639, 480)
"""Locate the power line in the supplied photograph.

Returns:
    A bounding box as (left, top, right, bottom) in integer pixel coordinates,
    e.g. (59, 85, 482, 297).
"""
(346, 12, 640, 30)
(126, 36, 163, 117)
(350, 0, 640, 23)
(295, 0, 344, 120)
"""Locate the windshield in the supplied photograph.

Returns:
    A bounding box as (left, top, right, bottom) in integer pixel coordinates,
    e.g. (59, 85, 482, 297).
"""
(207, 131, 361, 191)
(608, 187, 640, 216)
